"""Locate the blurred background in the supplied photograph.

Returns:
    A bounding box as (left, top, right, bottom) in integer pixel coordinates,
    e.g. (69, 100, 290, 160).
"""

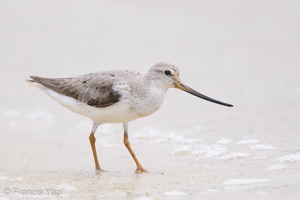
(0, 0, 300, 199)
(1, 0, 299, 133)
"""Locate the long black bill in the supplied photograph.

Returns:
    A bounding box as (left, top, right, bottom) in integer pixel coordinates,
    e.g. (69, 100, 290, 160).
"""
(175, 82, 233, 107)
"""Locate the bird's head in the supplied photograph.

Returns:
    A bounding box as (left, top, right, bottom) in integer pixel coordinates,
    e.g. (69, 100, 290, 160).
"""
(147, 62, 233, 107)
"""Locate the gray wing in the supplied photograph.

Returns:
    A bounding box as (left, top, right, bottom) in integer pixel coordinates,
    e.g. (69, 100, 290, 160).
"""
(29, 73, 121, 108)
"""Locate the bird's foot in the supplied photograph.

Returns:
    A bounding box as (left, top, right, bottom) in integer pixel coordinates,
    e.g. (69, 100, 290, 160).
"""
(135, 167, 149, 174)
(95, 168, 106, 173)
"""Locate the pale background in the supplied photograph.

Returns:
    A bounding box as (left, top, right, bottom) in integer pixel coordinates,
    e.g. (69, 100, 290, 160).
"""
(0, 0, 299, 199)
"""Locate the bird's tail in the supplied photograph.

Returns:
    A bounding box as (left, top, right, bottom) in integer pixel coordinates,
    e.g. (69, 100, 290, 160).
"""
(24, 76, 46, 91)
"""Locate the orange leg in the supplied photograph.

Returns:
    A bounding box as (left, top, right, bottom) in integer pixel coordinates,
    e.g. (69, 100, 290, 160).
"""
(89, 123, 103, 171)
(123, 123, 148, 173)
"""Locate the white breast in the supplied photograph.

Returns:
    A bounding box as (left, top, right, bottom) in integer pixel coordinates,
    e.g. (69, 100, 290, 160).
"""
(127, 87, 167, 117)
(47, 90, 164, 124)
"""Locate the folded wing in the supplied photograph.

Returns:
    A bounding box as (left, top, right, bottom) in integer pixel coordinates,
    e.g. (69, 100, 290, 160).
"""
(29, 74, 121, 107)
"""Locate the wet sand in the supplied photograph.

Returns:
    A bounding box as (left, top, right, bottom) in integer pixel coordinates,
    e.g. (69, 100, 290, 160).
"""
(1, 1, 300, 199)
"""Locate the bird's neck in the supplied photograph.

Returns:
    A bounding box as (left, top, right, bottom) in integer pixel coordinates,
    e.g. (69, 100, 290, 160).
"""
(144, 74, 169, 92)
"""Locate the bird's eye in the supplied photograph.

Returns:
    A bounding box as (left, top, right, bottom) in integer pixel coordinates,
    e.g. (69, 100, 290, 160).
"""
(164, 70, 171, 76)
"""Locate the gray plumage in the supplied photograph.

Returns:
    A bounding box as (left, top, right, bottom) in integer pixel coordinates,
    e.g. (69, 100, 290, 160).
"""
(28, 70, 141, 108)
(26, 62, 233, 173)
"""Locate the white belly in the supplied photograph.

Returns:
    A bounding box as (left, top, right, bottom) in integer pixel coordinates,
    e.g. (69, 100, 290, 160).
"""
(47, 90, 142, 124)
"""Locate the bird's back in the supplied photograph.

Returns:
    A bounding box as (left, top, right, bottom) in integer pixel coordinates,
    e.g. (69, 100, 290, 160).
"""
(28, 70, 143, 108)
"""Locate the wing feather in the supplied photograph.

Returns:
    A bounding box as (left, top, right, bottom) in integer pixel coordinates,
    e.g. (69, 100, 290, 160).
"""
(30, 73, 121, 108)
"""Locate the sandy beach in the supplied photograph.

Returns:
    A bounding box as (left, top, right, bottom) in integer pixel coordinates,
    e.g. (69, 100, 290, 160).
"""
(1, 0, 300, 199)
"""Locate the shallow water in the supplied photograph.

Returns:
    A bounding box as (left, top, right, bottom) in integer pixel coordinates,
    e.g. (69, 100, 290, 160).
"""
(1, 0, 300, 199)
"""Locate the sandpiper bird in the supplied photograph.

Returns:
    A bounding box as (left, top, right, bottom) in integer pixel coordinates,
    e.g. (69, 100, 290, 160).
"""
(27, 62, 233, 173)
